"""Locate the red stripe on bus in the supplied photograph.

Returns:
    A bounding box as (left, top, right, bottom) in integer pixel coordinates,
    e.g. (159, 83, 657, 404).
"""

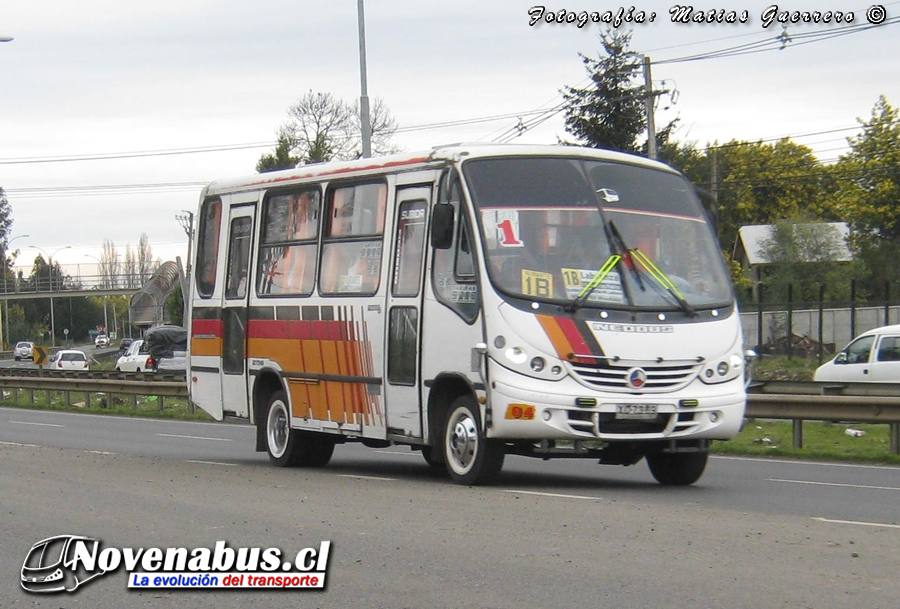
(192, 318, 223, 337)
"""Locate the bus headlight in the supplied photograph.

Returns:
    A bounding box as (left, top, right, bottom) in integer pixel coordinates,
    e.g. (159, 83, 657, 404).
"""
(530, 357, 546, 372)
(505, 347, 528, 365)
(701, 354, 744, 384)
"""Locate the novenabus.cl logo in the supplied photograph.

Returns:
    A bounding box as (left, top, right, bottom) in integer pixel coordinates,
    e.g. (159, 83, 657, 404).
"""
(21, 535, 109, 593)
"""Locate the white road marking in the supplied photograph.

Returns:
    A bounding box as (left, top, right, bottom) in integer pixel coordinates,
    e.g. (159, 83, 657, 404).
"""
(0, 440, 40, 447)
(715, 455, 899, 471)
(9, 420, 64, 428)
(156, 433, 232, 442)
(504, 489, 599, 500)
(337, 474, 397, 481)
(768, 478, 900, 492)
(813, 517, 900, 529)
(187, 460, 240, 466)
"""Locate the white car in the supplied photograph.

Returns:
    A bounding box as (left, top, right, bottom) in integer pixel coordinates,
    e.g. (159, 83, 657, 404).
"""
(14, 341, 34, 361)
(814, 324, 900, 383)
(45, 350, 89, 371)
(94, 334, 109, 348)
(115, 339, 152, 372)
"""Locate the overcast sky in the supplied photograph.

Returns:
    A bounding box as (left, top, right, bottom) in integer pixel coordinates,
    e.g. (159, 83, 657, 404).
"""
(1, 1, 898, 275)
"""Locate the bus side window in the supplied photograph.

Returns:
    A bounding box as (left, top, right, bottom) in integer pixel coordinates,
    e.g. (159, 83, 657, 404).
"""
(224, 217, 253, 300)
(392, 199, 428, 297)
(320, 182, 387, 295)
(196, 197, 222, 298)
(431, 170, 480, 323)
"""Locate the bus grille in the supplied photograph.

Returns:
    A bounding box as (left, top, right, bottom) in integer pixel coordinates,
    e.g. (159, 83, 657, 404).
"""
(568, 359, 701, 393)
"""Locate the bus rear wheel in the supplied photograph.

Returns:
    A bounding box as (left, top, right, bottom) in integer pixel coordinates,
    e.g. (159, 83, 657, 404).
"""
(645, 449, 708, 486)
(442, 396, 504, 485)
(264, 390, 335, 467)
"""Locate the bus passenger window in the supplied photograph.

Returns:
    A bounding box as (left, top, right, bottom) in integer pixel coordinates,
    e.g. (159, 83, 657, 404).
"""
(320, 182, 387, 296)
(257, 189, 321, 296)
(225, 217, 253, 300)
(196, 198, 222, 298)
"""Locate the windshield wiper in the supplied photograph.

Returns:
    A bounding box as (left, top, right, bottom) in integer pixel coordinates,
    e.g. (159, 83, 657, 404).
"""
(607, 221, 696, 317)
(629, 248, 696, 316)
(565, 254, 621, 312)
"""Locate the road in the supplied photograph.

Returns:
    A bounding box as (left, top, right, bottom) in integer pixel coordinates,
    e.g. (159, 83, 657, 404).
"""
(1, 406, 898, 608)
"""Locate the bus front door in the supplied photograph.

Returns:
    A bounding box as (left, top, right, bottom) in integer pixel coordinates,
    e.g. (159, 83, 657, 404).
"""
(220, 200, 256, 419)
(383, 186, 430, 438)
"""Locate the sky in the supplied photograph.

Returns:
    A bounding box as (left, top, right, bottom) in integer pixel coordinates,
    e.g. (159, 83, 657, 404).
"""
(1, 1, 898, 278)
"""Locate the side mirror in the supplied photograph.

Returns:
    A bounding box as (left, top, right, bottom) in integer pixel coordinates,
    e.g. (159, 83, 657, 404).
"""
(430, 203, 454, 250)
(835, 352, 848, 364)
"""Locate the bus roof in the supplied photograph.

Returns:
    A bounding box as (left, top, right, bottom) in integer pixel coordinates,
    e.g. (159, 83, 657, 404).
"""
(202, 143, 675, 197)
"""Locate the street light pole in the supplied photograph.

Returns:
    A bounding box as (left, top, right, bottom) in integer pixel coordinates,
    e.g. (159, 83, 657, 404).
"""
(30, 245, 71, 347)
(641, 54, 657, 160)
(357, 0, 372, 158)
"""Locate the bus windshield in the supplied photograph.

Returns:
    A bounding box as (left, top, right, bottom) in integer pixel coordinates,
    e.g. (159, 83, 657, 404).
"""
(463, 156, 733, 310)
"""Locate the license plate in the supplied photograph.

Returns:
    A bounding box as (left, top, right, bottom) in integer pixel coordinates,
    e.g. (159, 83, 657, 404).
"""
(615, 403, 659, 419)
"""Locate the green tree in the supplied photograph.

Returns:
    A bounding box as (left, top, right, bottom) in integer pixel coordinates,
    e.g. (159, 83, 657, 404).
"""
(258, 91, 399, 170)
(562, 30, 646, 153)
(165, 283, 184, 326)
(707, 138, 826, 253)
(256, 134, 301, 173)
(833, 96, 900, 294)
(757, 218, 864, 303)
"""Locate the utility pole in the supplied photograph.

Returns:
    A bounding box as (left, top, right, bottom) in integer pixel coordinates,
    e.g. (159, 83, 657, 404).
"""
(642, 55, 657, 159)
(357, 0, 372, 158)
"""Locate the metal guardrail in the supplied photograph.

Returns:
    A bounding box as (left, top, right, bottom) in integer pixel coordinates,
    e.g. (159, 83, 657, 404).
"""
(0, 370, 188, 411)
(747, 380, 900, 454)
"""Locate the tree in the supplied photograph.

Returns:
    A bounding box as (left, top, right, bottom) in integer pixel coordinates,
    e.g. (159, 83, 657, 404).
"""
(833, 96, 900, 293)
(258, 91, 399, 170)
(100, 239, 120, 289)
(137, 233, 158, 285)
(256, 133, 301, 173)
(758, 218, 864, 303)
(561, 30, 646, 153)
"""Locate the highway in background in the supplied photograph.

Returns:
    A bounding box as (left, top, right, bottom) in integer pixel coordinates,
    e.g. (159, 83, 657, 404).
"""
(1, 406, 898, 608)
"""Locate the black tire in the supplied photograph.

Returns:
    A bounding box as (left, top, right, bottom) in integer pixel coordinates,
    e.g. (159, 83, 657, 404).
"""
(442, 395, 504, 485)
(263, 390, 335, 467)
(646, 450, 708, 486)
(421, 446, 445, 469)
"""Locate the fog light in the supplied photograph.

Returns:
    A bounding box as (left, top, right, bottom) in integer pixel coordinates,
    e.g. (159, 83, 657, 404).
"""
(542, 410, 552, 421)
(530, 357, 546, 372)
(705, 369, 714, 378)
(710, 412, 719, 423)
(494, 335, 506, 349)
(551, 365, 562, 375)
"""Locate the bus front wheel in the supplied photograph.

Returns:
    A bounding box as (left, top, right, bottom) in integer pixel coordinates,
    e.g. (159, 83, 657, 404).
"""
(645, 449, 708, 486)
(442, 396, 504, 485)
(264, 390, 334, 467)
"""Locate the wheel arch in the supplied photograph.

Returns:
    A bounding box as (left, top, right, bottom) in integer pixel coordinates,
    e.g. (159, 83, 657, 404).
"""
(253, 369, 287, 452)
(425, 373, 480, 447)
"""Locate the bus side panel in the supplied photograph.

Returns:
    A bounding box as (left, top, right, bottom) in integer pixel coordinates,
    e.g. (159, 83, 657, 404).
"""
(245, 306, 385, 434)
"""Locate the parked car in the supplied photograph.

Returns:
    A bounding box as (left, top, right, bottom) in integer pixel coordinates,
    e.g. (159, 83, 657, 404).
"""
(118, 337, 134, 356)
(814, 324, 900, 382)
(115, 340, 152, 372)
(94, 334, 109, 348)
(143, 325, 187, 373)
(14, 341, 34, 361)
(45, 349, 89, 371)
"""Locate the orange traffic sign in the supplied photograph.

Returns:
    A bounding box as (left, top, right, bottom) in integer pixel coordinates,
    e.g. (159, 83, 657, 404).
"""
(32, 346, 48, 366)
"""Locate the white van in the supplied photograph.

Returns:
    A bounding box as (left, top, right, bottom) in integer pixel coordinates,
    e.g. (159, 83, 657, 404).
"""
(814, 324, 900, 382)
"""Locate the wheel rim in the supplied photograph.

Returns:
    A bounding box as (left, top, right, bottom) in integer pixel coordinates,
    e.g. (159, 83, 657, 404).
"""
(447, 407, 478, 475)
(267, 399, 289, 459)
